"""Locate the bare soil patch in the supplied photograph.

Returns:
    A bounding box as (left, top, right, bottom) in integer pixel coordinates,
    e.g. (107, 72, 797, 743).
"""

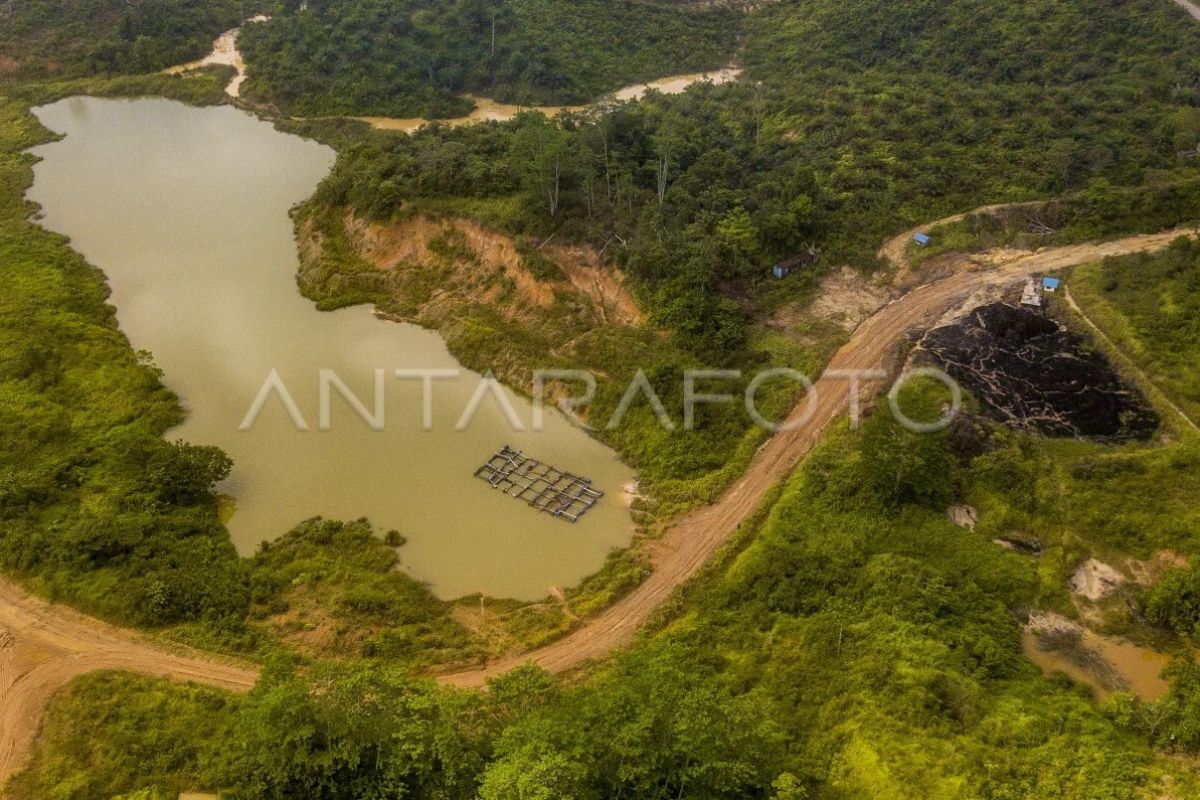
(0, 579, 257, 785)
(341, 212, 643, 329)
(1128, 550, 1190, 587)
(546, 241, 645, 326)
(1070, 559, 1128, 601)
(805, 266, 890, 332)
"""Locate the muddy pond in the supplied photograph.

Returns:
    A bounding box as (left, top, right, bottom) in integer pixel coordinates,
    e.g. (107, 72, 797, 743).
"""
(27, 96, 635, 601)
(1022, 628, 1171, 702)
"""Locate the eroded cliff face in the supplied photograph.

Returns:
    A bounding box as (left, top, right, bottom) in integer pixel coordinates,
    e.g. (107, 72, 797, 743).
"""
(917, 302, 1158, 440)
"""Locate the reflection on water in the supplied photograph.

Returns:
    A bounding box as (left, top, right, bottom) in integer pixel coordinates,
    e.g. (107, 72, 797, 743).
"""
(27, 96, 634, 601)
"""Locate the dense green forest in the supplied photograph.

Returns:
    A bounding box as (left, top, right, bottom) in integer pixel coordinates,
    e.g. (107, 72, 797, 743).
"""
(238, 0, 740, 116)
(8, 0, 1200, 796)
(0, 0, 263, 78)
(304, 0, 1200, 360)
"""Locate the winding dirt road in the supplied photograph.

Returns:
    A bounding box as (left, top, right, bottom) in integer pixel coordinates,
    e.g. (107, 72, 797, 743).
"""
(5, 0, 1195, 783)
(0, 580, 256, 785)
(0, 224, 1195, 787)
(439, 224, 1200, 687)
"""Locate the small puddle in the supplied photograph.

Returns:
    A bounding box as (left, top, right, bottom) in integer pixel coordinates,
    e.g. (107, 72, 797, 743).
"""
(1022, 626, 1171, 702)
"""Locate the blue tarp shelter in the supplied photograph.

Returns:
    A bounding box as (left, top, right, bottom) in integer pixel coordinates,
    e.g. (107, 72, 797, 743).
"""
(771, 250, 820, 279)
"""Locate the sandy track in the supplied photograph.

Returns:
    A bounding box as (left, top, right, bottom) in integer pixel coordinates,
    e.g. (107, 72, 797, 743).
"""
(1172, 0, 1200, 21)
(0, 227, 1193, 786)
(876, 202, 1025, 275)
(0, 579, 257, 786)
(439, 226, 1198, 688)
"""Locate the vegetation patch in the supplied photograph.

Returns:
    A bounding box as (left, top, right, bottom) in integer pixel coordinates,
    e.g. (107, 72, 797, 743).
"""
(238, 0, 740, 116)
(1070, 237, 1200, 425)
(0, 0, 265, 79)
(248, 518, 482, 667)
(7, 672, 243, 800)
(908, 180, 1200, 270)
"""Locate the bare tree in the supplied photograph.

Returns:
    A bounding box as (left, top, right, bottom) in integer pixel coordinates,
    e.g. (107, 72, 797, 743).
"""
(516, 123, 570, 218)
(751, 80, 766, 142)
(652, 114, 685, 208)
(655, 141, 671, 207)
(547, 150, 562, 216)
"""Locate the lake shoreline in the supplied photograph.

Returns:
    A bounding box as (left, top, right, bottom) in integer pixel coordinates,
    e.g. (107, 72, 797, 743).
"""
(27, 95, 636, 603)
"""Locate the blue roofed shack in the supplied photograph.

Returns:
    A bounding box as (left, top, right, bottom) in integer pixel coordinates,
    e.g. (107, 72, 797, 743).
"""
(913, 232, 931, 246)
(1043, 277, 1060, 292)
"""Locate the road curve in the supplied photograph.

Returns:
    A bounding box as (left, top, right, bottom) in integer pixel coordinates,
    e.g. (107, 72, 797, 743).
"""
(0, 227, 1193, 788)
(438, 226, 1199, 688)
(0, 579, 257, 785)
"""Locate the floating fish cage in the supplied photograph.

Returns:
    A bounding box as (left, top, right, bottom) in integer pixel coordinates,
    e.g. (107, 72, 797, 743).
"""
(474, 445, 603, 523)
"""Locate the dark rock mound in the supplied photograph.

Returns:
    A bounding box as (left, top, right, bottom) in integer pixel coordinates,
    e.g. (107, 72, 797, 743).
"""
(944, 411, 998, 462)
(918, 302, 1158, 440)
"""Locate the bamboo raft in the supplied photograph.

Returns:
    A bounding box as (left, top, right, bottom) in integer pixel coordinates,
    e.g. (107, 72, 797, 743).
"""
(473, 445, 603, 523)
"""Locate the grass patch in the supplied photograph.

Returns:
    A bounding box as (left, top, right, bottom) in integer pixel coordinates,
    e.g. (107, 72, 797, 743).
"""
(1068, 238, 1200, 427)
(7, 672, 242, 800)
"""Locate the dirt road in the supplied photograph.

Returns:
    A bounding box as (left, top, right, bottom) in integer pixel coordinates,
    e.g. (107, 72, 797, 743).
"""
(1173, 0, 1200, 21)
(875, 201, 1040, 277)
(162, 16, 269, 98)
(439, 226, 1199, 688)
(0, 579, 257, 785)
(0, 227, 1193, 786)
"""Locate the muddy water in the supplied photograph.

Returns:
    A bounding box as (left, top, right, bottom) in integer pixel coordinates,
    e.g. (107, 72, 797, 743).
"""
(1021, 630, 1171, 701)
(354, 68, 743, 133)
(27, 96, 634, 601)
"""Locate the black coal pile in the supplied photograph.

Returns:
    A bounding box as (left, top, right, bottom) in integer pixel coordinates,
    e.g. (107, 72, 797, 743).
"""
(918, 302, 1158, 440)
